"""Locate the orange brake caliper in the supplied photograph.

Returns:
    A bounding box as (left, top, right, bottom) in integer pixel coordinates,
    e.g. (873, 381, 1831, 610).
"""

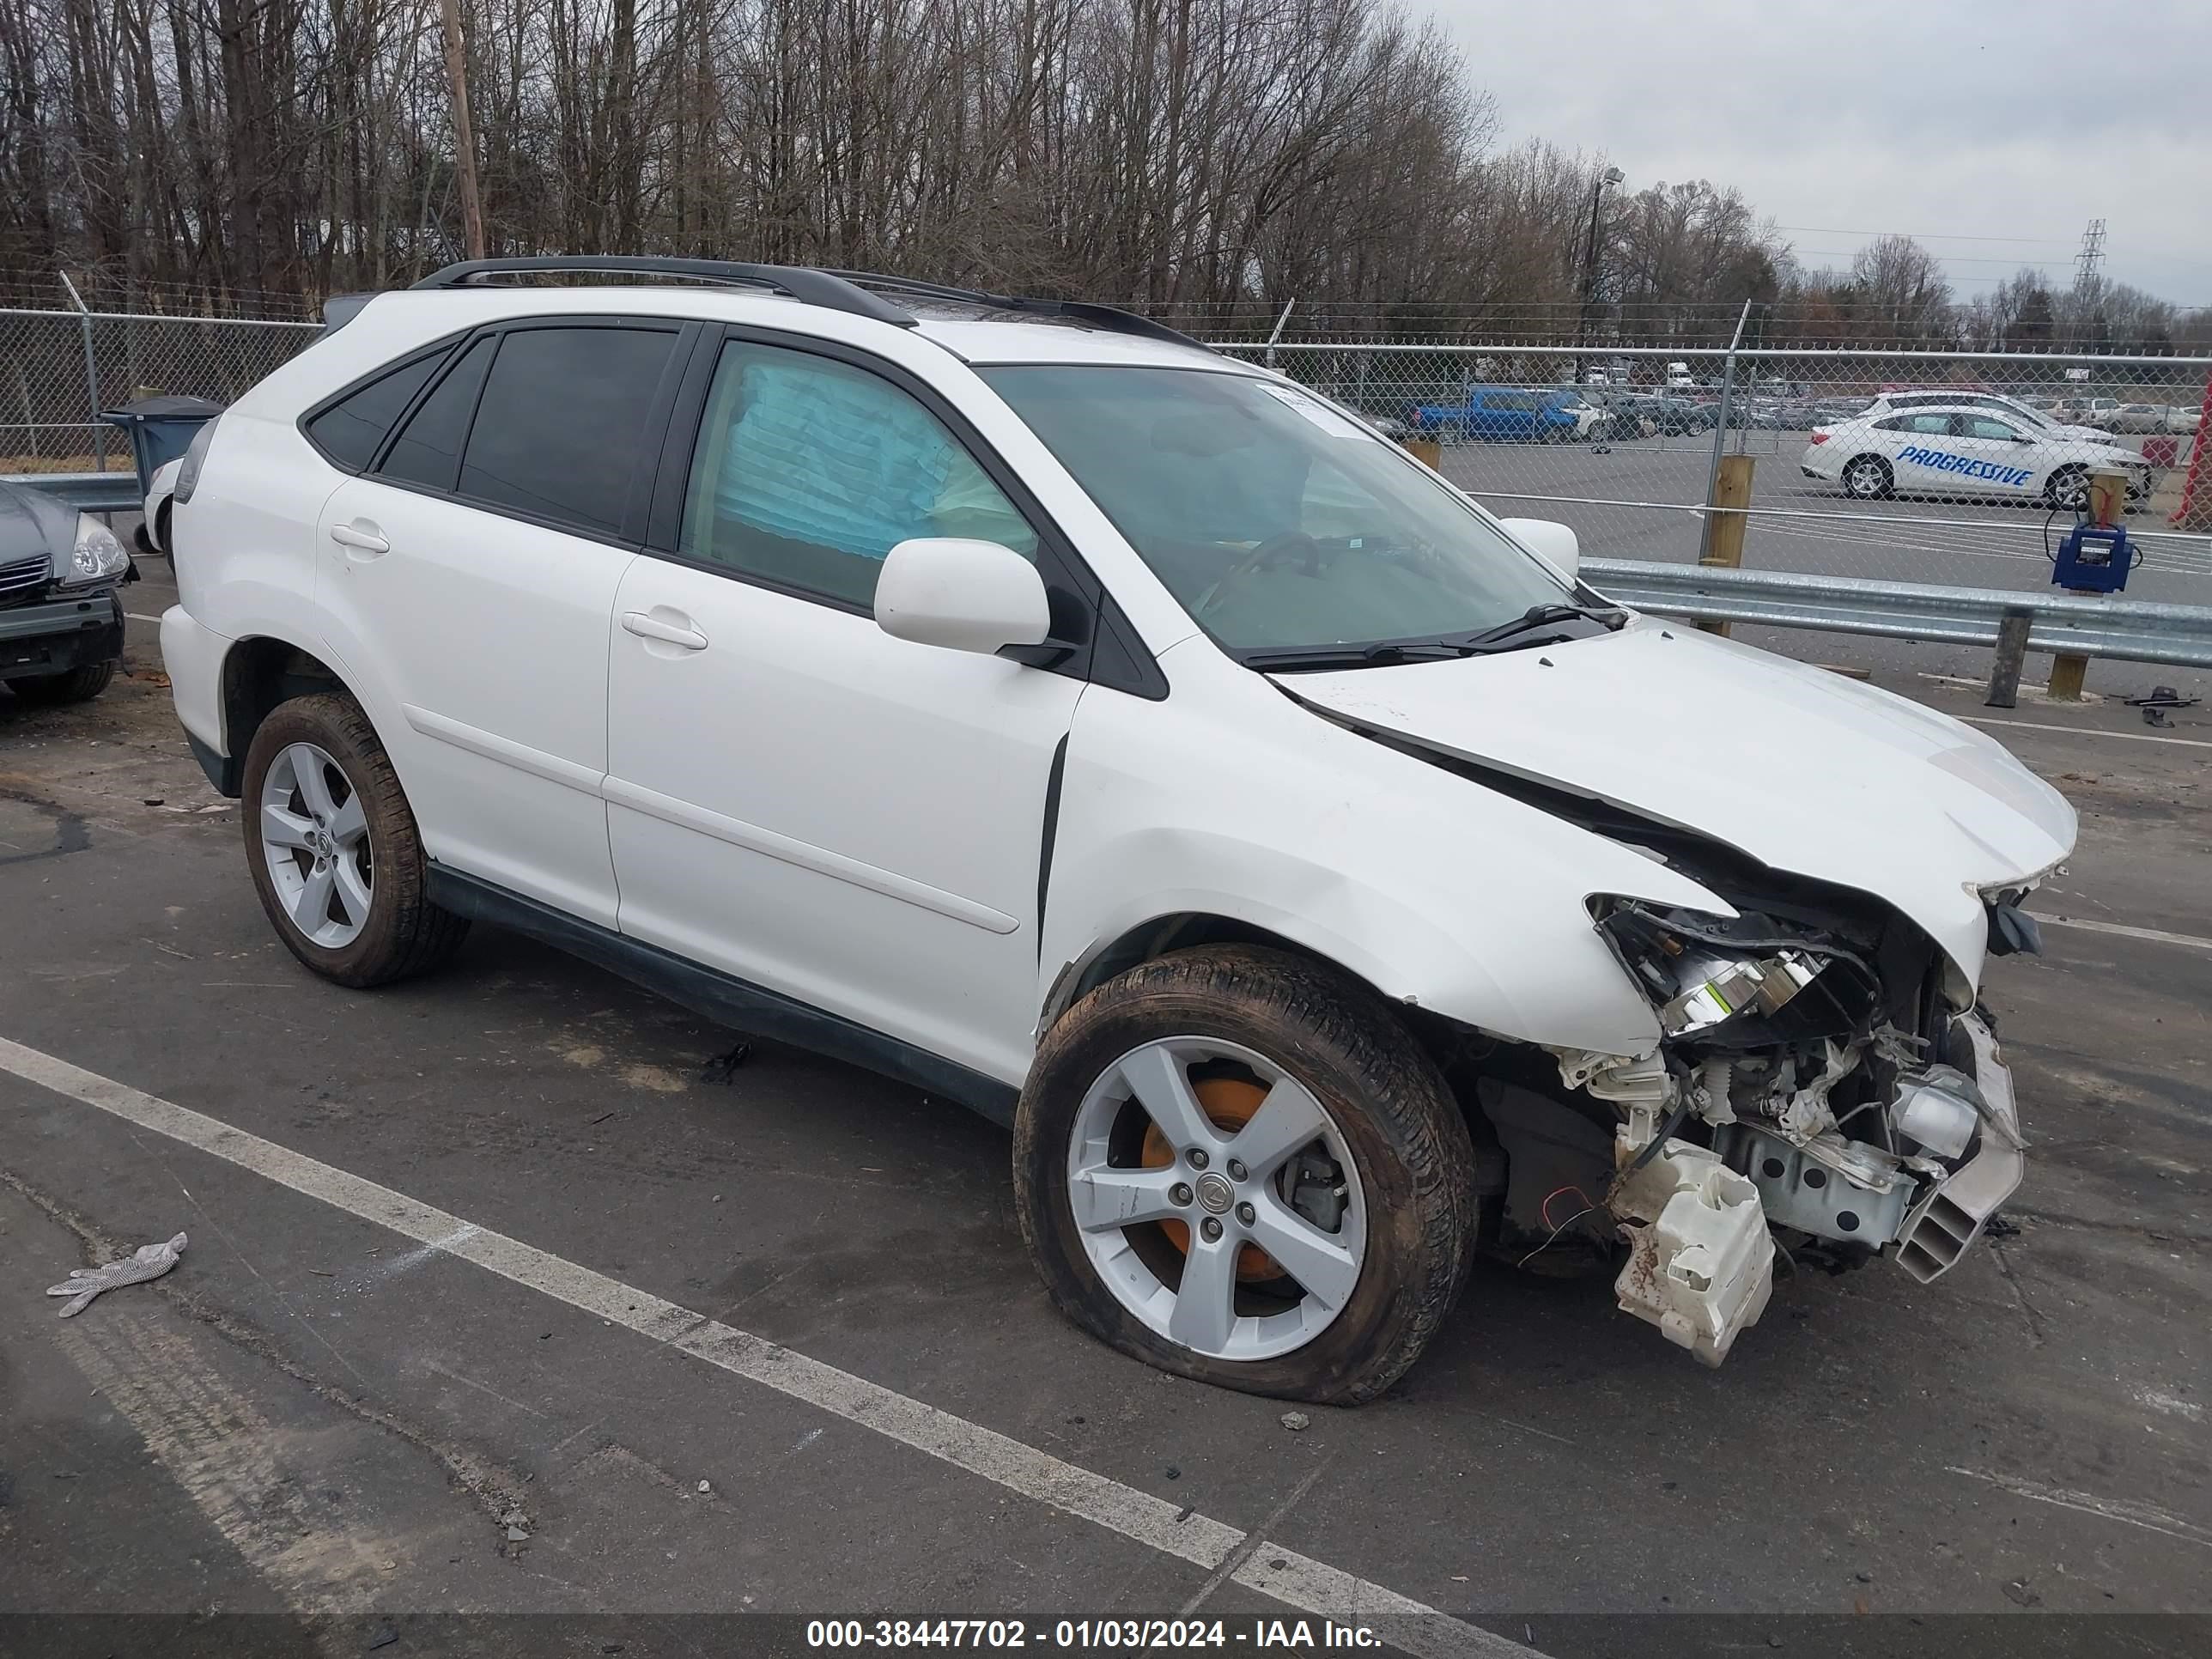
(1139, 1076, 1283, 1281)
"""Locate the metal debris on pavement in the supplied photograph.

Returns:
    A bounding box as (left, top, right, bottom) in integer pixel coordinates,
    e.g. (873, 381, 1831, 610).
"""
(46, 1233, 186, 1317)
(1280, 1411, 1311, 1431)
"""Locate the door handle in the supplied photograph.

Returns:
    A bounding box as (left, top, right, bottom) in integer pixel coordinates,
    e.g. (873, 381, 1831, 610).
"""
(329, 521, 390, 555)
(621, 611, 708, 651)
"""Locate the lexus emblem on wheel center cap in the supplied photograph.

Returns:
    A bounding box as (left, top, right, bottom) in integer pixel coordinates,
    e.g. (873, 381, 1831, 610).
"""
(1195, 1171, 1235, 1214)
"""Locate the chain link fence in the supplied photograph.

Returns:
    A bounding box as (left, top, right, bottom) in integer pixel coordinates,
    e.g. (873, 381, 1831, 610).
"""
(1218, 340, 2212, 615)
(0, 295, 319, 473)
(5, 286, 2208, 625)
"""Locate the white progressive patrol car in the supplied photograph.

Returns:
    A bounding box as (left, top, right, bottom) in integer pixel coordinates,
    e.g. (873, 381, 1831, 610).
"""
(1802, 404, 2153, 505)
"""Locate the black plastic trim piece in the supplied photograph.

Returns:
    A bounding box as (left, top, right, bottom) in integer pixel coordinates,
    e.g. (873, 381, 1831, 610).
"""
(425, 866, 1020, 1126)
(410, 257, 918, 331)
(1036, 733, 1070, 961)
(186, 732, 243, 797)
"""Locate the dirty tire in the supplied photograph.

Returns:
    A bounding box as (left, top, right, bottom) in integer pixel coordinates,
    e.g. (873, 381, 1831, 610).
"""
(9, 660, 115, 704)
(1015, 945, 1476, 1405)
(241, 692, 468, 988)
(1842, 454, 1893, 500)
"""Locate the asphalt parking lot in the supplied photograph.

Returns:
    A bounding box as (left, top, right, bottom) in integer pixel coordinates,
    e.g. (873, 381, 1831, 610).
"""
(1442, 431, 2212, 702)
(3, 567, 2208, 1658)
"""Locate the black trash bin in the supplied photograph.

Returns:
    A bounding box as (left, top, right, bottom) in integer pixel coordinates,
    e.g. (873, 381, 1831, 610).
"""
(100, 395, 226, 498)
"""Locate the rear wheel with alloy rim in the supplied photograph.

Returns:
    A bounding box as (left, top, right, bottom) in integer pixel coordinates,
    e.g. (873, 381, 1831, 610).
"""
(241, 693, 469, 987)
(1014, 945, 1475, 1402)
(1842, 454, 1893, 500)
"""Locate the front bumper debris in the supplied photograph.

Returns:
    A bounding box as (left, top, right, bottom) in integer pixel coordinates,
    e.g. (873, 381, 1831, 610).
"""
(1608, 1138, 1775, 1367)
(1587, 1006, 2024, 1364)
(1893, 1012, 2024, 1282)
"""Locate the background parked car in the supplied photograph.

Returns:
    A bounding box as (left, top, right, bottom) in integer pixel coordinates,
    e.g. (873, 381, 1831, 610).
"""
(0, 478, 131, 704)
(1408, 386, 1584, 443)
(2096, 403, 2202, 435)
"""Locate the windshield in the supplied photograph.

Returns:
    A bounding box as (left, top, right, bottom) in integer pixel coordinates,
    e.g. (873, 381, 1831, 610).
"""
(981, 365, 1571, 659)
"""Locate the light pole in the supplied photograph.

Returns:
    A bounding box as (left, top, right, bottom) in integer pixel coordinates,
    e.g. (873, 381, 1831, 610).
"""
(1579, 166, 1624, 351)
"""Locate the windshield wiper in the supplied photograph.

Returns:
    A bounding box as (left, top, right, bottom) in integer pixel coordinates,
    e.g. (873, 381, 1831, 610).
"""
(1240, 640, 1469, 672)
(1449, 602, 1627, 653)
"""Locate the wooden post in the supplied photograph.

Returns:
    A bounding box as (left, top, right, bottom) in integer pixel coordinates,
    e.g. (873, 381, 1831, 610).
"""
(1696, 452, 1755, 636)
(439, 0, 487, 261)
(2046, 469, 2127, 702)
(1401, 435, 1442, 471)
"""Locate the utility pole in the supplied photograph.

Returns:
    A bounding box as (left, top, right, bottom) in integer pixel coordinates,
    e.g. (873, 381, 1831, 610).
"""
(438, 0, 487, 260)
(2069, 217, 2106, 349)
(1578, 167, 1624, 347)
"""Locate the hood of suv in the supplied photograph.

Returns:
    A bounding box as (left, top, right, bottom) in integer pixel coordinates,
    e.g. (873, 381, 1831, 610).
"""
(1273, 620, 2075, 978)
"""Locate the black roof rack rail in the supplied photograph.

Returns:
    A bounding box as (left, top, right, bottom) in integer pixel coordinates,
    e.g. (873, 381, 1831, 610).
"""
(818, 271, 1208, 352)
(408, 257, 916, 330)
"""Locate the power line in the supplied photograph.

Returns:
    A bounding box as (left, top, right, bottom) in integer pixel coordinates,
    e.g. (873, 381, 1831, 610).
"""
(1772, 225, 2076, 244)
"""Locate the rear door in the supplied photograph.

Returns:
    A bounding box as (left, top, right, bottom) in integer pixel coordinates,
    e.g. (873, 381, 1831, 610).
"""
(313, 318, 692, 926)
(1877, 411, 1954, 493)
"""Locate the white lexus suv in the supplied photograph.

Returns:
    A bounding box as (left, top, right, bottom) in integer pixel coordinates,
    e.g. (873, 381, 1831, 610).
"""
(161, 258, 2073, 1401)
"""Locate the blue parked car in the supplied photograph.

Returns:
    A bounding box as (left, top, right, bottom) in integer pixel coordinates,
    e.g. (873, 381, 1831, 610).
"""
(1408, 386, 1586, 443)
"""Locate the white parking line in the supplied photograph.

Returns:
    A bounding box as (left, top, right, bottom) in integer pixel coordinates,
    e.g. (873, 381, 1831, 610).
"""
(0, 1035, 1532, 1658)
(1966, 715, 2212, 750)
(2029, 914, 2212, 953)
(125, 612, 167, 623)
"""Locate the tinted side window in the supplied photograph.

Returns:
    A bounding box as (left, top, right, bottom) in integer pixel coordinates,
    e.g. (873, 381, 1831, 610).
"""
(459, 326, 678, 535)
(305, 350, 447, 470)
(678, 340, 1036, 608)
(379, 337, 495, 491)
(1964, 416, 2020, 441)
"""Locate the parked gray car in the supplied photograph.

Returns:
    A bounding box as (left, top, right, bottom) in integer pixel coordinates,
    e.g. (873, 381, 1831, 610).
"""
(0, 480, 131, 704)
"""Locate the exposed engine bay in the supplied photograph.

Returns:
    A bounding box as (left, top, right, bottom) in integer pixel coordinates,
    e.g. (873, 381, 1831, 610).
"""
(1492, 862, 2030, 1367)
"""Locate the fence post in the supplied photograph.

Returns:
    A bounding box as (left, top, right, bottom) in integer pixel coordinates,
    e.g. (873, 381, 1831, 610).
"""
(1984, 606, 2033, 707)
(1698, 300, 1753, 561)
(2046, 470, 2130, 702)
(1264, 299, 1296, 372)
(2173, 364, 2212, 532)
(59, 273, 107, 472)
(1697, 453, 1756, 636)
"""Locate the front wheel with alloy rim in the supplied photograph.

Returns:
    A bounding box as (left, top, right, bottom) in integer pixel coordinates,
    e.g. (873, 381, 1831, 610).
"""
(1014, 945, 1476, 1403)
(1842, 455, 1893, 500)
(2045, 465, 2089, 509)
(240, 693, 469, 988)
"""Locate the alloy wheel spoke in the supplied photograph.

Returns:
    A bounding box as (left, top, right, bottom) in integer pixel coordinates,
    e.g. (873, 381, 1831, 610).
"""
(1167, 1231, 1240, 1353)
(1068, 1164, 1185, 1232)
(1224, 1076, 1329, 1180)
(1245, 1194, 1360, 1310)
(327, 791, 368, 847)
(260, 804, 314, 851)
(289, 748, 339, 820)
(292, 861, 337, 934)
(1116, 1044, 1219, 1156)
(331, 856, 373, 927)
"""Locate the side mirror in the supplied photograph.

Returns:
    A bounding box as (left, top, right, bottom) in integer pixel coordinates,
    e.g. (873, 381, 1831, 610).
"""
(1498, 517, 1581, 581)
(874, 538, 1051, 656)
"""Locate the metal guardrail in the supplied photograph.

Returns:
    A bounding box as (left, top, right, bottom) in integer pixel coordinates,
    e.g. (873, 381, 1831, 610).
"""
(1585, 557, 2212, 670)
(3, 471, 142, 514)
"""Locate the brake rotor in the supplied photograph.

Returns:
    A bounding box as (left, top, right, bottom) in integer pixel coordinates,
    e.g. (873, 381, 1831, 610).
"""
(1139, 1075, 1283, 1282)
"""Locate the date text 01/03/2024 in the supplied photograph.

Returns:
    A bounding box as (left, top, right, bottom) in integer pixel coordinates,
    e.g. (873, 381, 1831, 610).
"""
(805, 1619, 1387, 1650)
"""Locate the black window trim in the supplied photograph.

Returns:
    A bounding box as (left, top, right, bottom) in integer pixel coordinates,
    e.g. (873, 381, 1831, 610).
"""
(296, 330, 471, 473)
(347, 313, 699, 552)
(638, 321, 1167, 697)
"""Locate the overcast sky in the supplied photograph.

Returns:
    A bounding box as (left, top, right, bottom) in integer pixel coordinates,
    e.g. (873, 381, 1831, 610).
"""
(1427, 0, 2212, 307)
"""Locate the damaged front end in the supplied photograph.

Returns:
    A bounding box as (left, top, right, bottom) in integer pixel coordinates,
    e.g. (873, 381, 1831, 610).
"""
(1547, 882, 2029, 1367)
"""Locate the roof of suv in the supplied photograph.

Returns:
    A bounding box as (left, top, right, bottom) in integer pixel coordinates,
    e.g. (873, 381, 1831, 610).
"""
(361, 257, 1232, 373)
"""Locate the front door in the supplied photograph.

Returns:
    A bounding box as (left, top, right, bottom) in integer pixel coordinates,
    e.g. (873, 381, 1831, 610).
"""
(605, 334, 1085, 1085)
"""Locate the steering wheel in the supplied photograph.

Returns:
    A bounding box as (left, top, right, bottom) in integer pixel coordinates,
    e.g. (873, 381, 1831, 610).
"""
(1193, 531, 1324, 621)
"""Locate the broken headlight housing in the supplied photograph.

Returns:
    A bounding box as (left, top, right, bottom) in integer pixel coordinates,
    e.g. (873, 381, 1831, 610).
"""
(1591, 898, 1882, 1049)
